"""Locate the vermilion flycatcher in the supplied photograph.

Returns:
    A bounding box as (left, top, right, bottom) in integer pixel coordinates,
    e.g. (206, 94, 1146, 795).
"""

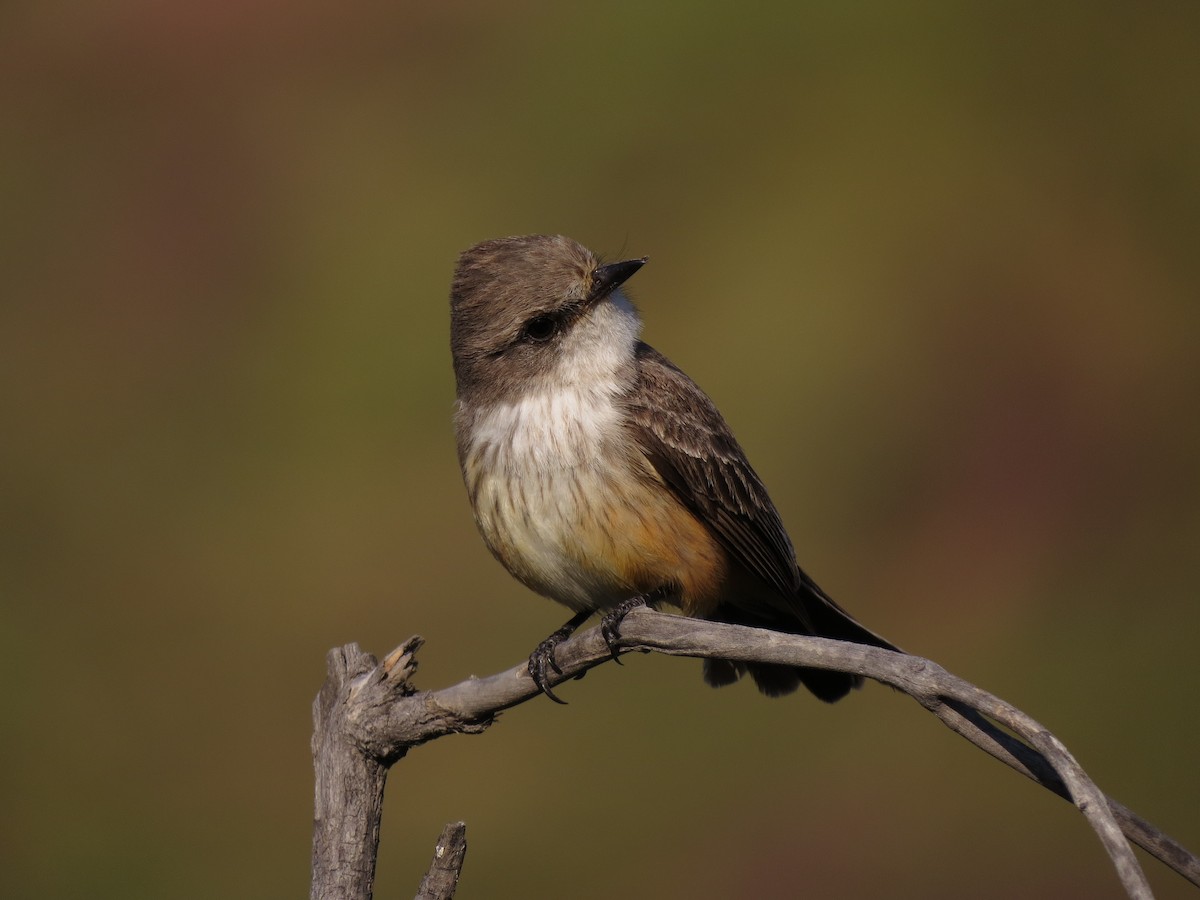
(450, 234, 897, 702)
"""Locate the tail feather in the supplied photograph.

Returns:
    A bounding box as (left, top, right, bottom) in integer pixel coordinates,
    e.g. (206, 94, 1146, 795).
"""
(703, 592, 896, 702)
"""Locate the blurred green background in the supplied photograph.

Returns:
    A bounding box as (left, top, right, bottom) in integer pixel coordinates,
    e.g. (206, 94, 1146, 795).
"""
(3, 2, 1198, 898)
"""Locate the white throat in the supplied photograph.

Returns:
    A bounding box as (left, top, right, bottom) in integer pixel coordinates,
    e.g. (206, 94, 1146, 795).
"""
(461, 292, 641, 468)
(455, 293, 647, 609)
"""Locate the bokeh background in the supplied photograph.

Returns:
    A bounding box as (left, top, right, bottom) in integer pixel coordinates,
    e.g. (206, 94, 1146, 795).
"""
(4, 3, 1198, 898)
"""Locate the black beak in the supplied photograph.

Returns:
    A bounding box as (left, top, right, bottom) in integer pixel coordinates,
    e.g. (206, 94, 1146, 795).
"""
(590, 257, 647, 299)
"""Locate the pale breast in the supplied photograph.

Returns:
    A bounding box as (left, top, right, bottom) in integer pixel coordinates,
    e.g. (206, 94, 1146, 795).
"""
(460, 388, 727, 613)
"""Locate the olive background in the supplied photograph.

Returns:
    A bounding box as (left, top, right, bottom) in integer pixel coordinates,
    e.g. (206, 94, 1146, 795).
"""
(3, 4, 1199, 898)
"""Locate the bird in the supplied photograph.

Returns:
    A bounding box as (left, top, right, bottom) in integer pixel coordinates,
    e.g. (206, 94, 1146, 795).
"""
(449, 234, 897, 702)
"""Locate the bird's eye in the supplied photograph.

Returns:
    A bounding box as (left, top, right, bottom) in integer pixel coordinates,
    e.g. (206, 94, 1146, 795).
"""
(522, 314, 559, 343)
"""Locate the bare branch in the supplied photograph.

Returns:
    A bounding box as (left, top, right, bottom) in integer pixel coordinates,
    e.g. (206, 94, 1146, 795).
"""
(310, 640, 421, 900)
(311, 608, 1200, 899)
(414, 822, 467, 900)
(927, 699, 1195, 885)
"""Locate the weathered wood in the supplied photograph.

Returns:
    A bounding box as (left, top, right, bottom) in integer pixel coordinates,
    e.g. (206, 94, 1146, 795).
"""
(310, 609, 1199, 899)
(311, 641, 420, 900)
(414, 822, 467, 900)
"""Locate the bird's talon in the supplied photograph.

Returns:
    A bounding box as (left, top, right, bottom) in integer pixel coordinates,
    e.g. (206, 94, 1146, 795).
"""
(528, 645, 569, 704)
(527, 610, 593, 703)
(599, 594, 651, 662)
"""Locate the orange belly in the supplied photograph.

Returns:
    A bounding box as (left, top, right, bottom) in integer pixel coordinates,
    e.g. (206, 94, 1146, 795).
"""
(463, 436, 728, 615)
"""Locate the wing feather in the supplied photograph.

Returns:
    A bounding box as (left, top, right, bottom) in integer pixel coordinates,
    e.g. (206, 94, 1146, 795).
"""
(624, 343, 805, 606)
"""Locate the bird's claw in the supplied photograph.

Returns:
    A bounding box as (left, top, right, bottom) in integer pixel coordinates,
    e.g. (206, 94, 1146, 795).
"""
(527, 620, 581, 704)
(600, 595, 649, 662)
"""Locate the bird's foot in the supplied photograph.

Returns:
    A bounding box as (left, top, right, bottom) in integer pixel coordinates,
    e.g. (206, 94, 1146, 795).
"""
(528, 610, 591, 704)
(600, 592, 660, 662)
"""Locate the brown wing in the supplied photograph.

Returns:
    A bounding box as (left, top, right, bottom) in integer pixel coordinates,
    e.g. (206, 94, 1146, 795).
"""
(625, 342, 900, 658)
(624, 343, 808, 611)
